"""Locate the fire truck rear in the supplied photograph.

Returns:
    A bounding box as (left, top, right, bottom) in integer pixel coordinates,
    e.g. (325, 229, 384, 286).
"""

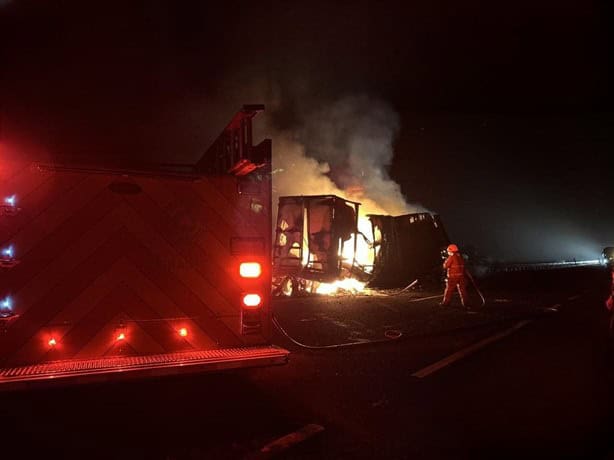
(0, 105, 288, 390)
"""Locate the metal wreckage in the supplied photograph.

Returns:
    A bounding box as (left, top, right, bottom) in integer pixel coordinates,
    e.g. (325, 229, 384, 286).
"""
(272, 194, 450, 295)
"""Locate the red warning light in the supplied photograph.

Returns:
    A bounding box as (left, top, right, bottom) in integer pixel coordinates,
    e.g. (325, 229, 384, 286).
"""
(48, 338, 57, 347)
(239, 262, 262, 278)
(178, 327, 188, 337)
(242, 293, 262, 308)
(116, 332, 126, 341)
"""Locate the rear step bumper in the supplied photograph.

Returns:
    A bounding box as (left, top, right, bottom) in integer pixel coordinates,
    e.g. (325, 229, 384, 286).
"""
(0, 346, 289, 391)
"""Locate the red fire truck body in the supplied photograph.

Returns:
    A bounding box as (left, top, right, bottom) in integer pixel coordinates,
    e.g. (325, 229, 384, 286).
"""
(0, 105, 288, 390)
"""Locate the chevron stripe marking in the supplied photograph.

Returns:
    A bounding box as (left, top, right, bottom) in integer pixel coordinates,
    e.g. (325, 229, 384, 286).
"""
(2, 195, 124, 317)
(0, 181, 119, 294)
(0, 174, 108, 257)
(119, 190, 242, 306)
(0, 230, 131, 364)
(0, 172, 85, 244)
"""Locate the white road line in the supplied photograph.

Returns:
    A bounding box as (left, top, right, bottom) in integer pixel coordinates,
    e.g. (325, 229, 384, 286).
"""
(411, 320, 533, 378)
(260, 424, 325, 455)
(567, 294, 581, 301)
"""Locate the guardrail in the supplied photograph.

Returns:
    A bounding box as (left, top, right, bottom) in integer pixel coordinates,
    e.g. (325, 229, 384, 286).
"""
(482, 259, 601, 273)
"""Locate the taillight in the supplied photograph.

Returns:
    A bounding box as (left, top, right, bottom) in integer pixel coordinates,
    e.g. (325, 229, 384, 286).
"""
(242, 293, 262, 308)
(239, 260, 265, 335)
(239, 262, 262, 278)
(241, 293, 263, 335)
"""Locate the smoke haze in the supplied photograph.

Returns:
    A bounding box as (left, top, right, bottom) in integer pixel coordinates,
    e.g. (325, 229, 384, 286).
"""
(268, 95, 426, 218)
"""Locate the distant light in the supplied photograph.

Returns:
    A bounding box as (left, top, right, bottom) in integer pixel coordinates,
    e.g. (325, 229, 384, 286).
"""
(116, 332, 126, 341)
(178, 328, 188, 337)
(240, 262, 262, 278)
(4, 195, 16, 207)
(48, 338, 57, 347)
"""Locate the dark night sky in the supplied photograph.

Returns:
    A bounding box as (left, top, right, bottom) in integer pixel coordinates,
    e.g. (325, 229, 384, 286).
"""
(1, 0, 612, 261)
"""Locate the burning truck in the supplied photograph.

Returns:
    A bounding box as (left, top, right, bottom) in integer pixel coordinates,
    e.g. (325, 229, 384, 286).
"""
(272, 194, 450, 295)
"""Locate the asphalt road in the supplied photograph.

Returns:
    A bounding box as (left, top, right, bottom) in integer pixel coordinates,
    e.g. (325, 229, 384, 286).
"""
(1, 267, 612, 459)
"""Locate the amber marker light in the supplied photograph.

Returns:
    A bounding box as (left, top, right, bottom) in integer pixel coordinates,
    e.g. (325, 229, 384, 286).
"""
(178, 328, 188, 337)
(239, 262, 262, 278)
(242, 293, 262, 308)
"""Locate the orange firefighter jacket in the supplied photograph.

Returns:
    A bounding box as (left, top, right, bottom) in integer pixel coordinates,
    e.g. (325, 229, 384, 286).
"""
(444, 253, 465, 279)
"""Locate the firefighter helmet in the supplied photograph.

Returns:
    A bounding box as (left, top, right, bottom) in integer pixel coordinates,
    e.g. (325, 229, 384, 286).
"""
(447, 244, 459, 253)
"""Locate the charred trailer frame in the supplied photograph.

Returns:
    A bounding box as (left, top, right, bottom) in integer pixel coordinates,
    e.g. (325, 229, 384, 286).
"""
(273, 195, 361, 289)
(368, 213, 450, 288)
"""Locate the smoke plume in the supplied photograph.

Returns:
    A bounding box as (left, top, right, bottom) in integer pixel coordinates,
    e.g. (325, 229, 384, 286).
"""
(270, 95, 426, 217)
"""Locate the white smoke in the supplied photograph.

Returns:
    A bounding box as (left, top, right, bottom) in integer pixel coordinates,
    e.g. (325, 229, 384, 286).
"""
(271, 95, 426, 217)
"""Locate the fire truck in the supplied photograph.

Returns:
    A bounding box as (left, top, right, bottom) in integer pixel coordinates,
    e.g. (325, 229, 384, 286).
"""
(0, 105, 288, 390)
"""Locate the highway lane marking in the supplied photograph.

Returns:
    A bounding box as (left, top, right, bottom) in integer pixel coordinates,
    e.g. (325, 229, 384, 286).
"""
(567, 294, 581, 301)
(411, 320, 533, 379)
(245, 424, 325, 459)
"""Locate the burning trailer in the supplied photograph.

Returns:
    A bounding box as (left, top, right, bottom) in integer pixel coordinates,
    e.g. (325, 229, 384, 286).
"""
(272, 195, 365, 295)
(368, 213, 450, 288)
(272, 195, 450, 295)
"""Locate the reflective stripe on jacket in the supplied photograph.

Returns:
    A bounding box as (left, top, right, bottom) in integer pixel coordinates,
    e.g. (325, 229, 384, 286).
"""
(444, 253, 465, 278)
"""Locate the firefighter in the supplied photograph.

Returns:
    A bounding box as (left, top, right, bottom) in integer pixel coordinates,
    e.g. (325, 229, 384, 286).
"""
(440, 243, 470, 309)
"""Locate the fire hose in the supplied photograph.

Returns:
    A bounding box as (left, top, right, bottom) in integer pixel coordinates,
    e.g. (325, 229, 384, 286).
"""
(271, 259, 488, 349)
(271, 278, 486, 350)
(466, 269, 487, 308)
(381, 272, 486, 308)
(271, 315, 403, 350)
